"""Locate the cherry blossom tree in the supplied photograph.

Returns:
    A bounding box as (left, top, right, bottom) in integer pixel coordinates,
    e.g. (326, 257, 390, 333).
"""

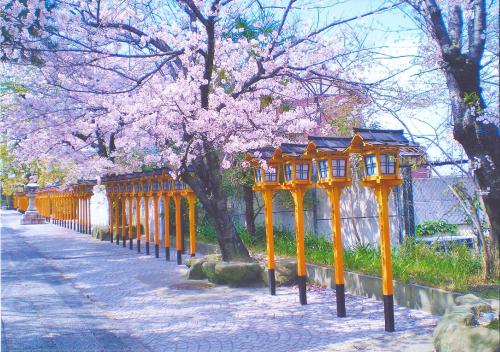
(1, 0, 399, 261)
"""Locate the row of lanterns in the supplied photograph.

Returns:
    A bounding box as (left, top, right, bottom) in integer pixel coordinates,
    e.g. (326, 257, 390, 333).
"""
(247, 128, 419, 332)
(102, 169, 196, 265)
(14, 183, 95, 234)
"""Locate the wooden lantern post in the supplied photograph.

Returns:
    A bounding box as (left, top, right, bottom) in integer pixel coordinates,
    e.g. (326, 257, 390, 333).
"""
(280, 143, 314, 305)
(134, 178, 143, 253)
(307, 136, 352, 317)
(178, 179, 196, 258)
(161, 173, 173, 261)
(119, 179, 127, 247)
(126, 177, 134, 250)
(247, 147, 282, 296)
(152, 174, 161, 258)
(105, 182, 114, 243)
(349, 128, 409, 332)
(173, 178, 188, 264)
(143, 176, 152, 255)
(113, 181, 120, 246)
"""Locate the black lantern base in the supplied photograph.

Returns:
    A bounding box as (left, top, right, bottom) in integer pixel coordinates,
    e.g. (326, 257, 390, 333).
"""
(137, 239, 141, 253)
(146, 242, 150, 255)
(122, 236, 126, 247)
(176, 250, 182, 265)
(129, 237, 133, 250)
(165, 247, 170, 261)
(298, 275, 307, 305)
(155, 244, 159, 258)
(268, 269, 276, 296)
(383, 295, 395, 332)
(336, 284, 346, 317)
(116, 236, 119, 245)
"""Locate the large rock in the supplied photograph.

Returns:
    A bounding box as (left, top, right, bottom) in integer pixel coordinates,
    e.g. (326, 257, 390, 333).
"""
(213, 262, 263, 287)
(187, 258, 208, 280)
(201, 260, 218, 283)
(261, 260, 298, 287)
(187, 257, 265, 287)
(433, 294, 499, 352)
(275, 260, 298, 286)
(92, 225, 111, 240)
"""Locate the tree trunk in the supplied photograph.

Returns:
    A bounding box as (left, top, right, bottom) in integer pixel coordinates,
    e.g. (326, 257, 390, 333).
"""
(243, 185, 256, 238)
(445, 68, 500, 278)
(182, 150, 251, 262)
(419, 0, 499, 278)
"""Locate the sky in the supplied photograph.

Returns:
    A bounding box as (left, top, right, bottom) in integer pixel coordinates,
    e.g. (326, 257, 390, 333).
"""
(292, 0, 497, 175)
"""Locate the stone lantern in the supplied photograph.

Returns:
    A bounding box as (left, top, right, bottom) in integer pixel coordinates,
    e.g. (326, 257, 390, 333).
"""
(20, 176, 46, 225)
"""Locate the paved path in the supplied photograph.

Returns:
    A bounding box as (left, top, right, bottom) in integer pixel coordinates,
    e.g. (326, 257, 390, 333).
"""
(1, 210, 437, 351)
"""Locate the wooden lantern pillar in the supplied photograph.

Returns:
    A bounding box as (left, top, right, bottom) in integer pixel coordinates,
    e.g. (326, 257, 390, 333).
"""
(280, 144, 313, 305)
(349, 128, 408, 332)
(307, 136, 352, 317)
(152, 174, 161, 258)
(126, 178, 134, 250)
(247, 147, 281, 296)
(173, 179, 188, 265)
(143, 176, 152, 255)
(105, 182, 114, 243)
(134, 179, 143, 253)
(161, 174, 173, 261)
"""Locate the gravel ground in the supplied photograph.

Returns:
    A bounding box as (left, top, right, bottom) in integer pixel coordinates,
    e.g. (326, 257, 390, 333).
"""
(1, 210, 437, 352)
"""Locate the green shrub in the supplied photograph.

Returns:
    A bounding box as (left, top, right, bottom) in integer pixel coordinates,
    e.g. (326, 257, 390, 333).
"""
(196, 220, 218, 244)
(195, 220, 489, 293)
(416, 220, 458, 237)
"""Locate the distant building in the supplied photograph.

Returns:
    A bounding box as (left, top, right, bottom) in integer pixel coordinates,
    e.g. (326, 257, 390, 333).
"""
(412, 165, 432, 179)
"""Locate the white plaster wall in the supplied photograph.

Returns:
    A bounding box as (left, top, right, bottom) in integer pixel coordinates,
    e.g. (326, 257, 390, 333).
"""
(230, 182, 402, 248)
(90, 185, 109, 227)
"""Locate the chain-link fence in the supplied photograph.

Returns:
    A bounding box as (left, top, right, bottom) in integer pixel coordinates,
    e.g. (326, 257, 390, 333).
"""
(228, 168, 475, 247)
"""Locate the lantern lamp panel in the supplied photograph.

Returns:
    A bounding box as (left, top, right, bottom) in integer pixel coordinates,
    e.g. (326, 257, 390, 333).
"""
(318, 160, 329, 179)
(127, 183, 132, 192)
(295, 163, 309, 181)
(284, 163, 293, 181)
(174, 180, 186, 190)
(255, 169, 262, 183)
(380, 154, 396, 174)
(264, 166, 277, 182)
(332, 158, 346, 177)
(162, 180, 170, 190)
(153, 180, 159, 191)
(364, 154, 377, 176)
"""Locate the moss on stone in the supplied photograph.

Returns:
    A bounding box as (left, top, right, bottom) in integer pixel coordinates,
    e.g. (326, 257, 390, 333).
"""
(214, 262, 263, 287)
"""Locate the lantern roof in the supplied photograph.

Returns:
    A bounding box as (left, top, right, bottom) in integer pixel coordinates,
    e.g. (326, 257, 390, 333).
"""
(308, 136, 351, 152)
(279, 143, 308, 157)
(247, 146, 276, 160)
(352, 128, 409, 146)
